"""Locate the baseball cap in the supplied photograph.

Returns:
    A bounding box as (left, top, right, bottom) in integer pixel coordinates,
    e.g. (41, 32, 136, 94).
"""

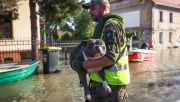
(82, 0, 110, 9)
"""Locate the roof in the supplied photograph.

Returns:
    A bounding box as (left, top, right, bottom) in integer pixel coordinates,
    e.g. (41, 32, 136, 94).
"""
(110, 0, 180, 11)
(152, 0, 180, 9)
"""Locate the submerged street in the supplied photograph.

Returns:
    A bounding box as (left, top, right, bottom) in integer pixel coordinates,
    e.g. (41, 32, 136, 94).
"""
(0, 48, 180, 102)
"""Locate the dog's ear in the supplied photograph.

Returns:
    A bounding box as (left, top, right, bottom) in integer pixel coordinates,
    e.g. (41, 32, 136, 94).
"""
(80, 40, 88, 47)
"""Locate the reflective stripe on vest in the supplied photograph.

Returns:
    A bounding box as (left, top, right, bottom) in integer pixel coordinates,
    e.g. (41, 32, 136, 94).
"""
(89, 67, 130, 85)
(89, 48, 130, 85)
(109, 64, 128, 71)
(109, 50, 128, 71)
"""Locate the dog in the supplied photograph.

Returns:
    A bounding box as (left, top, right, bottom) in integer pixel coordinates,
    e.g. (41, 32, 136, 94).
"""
(70, 39, 111, 101)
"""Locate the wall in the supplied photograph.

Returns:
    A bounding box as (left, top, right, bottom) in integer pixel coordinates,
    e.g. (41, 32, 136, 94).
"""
(111, 0, 153, 46)
(152, 6, 180, 49)
(12, 0, 40, 39)
(0, 0, 40, 51)
(111, 0, 180, 49)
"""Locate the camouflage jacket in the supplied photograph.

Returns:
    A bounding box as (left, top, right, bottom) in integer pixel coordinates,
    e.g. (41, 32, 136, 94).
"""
(93, 14, 125, 63)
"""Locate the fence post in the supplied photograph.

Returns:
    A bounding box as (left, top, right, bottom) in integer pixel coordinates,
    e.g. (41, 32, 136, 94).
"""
(64, 48, 68, 65)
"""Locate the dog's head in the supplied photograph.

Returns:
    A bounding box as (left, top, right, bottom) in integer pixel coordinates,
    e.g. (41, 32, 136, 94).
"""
(81, 39, 106, 59)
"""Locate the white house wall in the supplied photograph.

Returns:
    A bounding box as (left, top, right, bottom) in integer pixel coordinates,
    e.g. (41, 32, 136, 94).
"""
(110, 0, 180, 49)
(152, 7, 180, 49)
(13, 0, 40, 39)
(12, 0, 31, 39)
(116, 10, 141, 28)
(0, 0, 40, 51)
(111, 2, 153, 48)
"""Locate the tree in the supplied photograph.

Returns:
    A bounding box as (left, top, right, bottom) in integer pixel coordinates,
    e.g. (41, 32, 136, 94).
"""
(61, 33, 71, 41)
(60, 9, 94, 41)
(0, 0, 22, 19)
(40, 0, 94, 41)
(40, 0, 81, 40)
(29, 0, 39, 60)
(71, 9, 94, 40)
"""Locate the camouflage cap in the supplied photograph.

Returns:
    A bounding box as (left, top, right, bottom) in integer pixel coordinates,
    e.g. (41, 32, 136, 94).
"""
(82, 0, 110, 9)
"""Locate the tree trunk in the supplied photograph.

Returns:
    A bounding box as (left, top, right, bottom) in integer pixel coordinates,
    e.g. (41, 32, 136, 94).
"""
(29, 0, 38, 60)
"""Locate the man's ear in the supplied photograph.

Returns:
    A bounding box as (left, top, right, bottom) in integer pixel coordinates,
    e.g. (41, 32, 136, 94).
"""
(102, 5, 106, 11)
(102, 4, 108, 15)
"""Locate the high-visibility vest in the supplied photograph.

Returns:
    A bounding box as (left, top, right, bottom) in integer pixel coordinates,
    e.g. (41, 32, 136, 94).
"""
(89, 14, 130, 85)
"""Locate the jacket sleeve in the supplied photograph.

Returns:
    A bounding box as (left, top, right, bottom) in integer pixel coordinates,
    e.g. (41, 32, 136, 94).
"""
(102, 19, 125, 63)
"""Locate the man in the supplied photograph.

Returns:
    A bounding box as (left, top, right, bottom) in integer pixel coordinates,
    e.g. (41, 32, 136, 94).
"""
(72, 0, 130, 101)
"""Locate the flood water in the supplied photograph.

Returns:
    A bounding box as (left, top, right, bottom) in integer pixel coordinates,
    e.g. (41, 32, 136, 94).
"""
(0, 48, 180, 102)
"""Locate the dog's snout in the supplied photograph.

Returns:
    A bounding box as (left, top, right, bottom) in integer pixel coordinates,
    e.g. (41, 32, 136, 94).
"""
(95, 46, 101, 52)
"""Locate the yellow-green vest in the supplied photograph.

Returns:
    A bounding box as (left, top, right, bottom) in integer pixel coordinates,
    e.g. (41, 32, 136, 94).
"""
(89, 14, 130, 85)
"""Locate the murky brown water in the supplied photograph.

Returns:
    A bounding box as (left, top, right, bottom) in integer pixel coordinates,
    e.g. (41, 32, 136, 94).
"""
(0, 48, 180, 102)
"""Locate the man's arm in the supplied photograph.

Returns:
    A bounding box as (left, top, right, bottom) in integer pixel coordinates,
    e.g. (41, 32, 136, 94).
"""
(83, 56, 114, 70)
(83, 19, 124, 70)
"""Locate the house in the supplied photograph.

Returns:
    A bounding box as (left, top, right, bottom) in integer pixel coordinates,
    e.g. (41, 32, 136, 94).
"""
(0, 0, 40, 63)
(110, 0, 180, 49)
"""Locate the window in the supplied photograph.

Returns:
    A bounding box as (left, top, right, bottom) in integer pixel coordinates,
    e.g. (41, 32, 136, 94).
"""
(0, 12, 12, 39)
(159, 11, 163, 22)
(170, 13, 173, 23)
(169, 32, 172, 43)
(159, 32, 163, 44)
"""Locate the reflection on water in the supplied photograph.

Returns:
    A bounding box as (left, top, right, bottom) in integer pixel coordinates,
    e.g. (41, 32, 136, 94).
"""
(0, 48, 180, 102)
(128, 48, 180, 102)
(0, 66, 84, 102)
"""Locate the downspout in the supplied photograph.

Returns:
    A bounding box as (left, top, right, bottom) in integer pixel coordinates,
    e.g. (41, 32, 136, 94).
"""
(150, 1, 155, 49)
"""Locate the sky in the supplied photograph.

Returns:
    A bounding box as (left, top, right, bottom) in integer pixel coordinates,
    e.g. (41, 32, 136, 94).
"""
(85, 0, 90, 3)
(85, 0, 90, 2)
(79, 0, 90, 3)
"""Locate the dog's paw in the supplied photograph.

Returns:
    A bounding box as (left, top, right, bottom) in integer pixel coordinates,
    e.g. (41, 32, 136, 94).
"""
(104, 86, 112, 94)
(102, 81, 112, 93)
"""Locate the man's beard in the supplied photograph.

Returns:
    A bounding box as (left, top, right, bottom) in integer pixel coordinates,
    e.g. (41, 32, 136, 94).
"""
(91, 15, 98, 22)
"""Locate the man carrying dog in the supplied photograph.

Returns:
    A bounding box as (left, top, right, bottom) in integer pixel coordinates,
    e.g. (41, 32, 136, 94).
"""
(71, 0, 130, 101)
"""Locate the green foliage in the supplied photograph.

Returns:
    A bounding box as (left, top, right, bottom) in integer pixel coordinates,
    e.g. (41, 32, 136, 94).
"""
(61, 9, 94, 41)
(72, 9, 94, 40)
(126, 31, 141, 48)
(125, 31, 140, 41)
(125, 32, 133, 38)
(0, 0, 22, 19)
(61, 33, 71, 40)
(41, 0, 94, 41)
(41, 0, 81, 23)
(133, 34, 141, 41)
(40, 0, 81, 36)
(61, 23, 74, 33)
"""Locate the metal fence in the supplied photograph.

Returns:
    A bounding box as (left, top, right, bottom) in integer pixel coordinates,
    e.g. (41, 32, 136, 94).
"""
(41, 40, 80, 61)
(0, 39, 80, 64)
